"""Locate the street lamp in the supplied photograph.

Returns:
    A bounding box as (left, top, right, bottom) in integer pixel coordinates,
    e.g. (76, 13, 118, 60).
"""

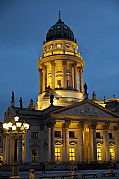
(3, 116, 29, 178)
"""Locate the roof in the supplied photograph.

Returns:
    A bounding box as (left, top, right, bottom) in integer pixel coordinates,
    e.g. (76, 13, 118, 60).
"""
(46, 15, 75, 42)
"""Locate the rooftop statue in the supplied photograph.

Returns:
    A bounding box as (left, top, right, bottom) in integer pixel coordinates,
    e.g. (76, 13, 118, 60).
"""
(19, 97, 23, 109)
(11, 91, 15, 108)
(50, 92, 54, 106)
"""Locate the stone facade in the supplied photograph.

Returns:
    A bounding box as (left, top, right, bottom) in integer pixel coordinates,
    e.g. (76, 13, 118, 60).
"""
(1, 14, 119, 170)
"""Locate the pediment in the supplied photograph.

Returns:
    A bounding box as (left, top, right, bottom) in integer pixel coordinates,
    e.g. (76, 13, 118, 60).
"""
(52, 99, 118, 118)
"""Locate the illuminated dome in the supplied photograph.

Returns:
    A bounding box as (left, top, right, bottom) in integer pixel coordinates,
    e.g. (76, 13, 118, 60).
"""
(46, 13, 75, 42)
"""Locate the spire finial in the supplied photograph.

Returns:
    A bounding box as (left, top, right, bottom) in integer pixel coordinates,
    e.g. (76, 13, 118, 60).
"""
(58, 10, 61, 21)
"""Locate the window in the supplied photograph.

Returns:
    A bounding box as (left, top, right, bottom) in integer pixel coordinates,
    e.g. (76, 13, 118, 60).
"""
(55, 148, 61, 161)
(97, 146, 102, 161)
(69, 131, 75, 138)
(57, 43, 62, 48)
(32, 149, 38, 162)
(109, 146, 115, 160)
(109, 133, 113, 139)
(96, 132, 101, 139)
(31, 132, 38, 139)
(54, 131, 61, 138)
(69, 148, 75, 161)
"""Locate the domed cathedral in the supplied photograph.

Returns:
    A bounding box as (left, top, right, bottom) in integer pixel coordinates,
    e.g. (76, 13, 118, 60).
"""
(2, 13, 119, 172)
(37, 12, 84, 110)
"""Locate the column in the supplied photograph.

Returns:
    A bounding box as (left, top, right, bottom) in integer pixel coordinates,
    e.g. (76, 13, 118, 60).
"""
(74, 62, 78, 90)
(115, 124, 119, 161)
(103, 123, 109, 162)
(62, 60, 67, 89)
(79, 68, 83, 92)
(50, 122, 56, 162)
(77, 122, 84, 162)
(89, 124, 97, 162)
(47, 126, 51, 162)
(42, 65, 46, 92)
(62, 121, 70, 162)
(72, 64, 74, 89)
(51, 61, 55, 89)
(39, 69, 43, 94)
(62, 124, 66, 162)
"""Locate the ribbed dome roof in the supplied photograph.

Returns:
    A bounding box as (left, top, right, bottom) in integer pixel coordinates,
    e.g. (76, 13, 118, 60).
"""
(46, 13, 75, 42)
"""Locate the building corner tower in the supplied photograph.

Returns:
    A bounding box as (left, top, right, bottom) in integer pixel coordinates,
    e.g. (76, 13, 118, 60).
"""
(37, 14, 85, 110)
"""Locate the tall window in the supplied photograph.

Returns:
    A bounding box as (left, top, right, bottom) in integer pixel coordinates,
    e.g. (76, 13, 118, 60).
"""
(32, 149, 38, 162)
(97, 143, 103, 161)
(55, 148, 61, 161)
(97, 146, 102, 161)
(109, 146, 115, 160)
(69, 148, 75, 161)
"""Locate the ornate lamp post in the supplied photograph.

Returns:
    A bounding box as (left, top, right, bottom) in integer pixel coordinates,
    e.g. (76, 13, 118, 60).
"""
(3, 116, 29, 178)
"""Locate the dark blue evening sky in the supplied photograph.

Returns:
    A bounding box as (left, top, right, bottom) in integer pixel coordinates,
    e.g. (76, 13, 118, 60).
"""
(0, 0, 119, 120)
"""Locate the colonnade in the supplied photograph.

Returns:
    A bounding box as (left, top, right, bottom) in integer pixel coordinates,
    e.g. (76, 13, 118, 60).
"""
(3, 121, 119, 165)
(47, 121, 119, 163)
(39, 60, 83, 94)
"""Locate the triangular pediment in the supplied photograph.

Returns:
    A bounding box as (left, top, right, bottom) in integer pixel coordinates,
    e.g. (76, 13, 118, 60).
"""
(52, 99, 119, 118)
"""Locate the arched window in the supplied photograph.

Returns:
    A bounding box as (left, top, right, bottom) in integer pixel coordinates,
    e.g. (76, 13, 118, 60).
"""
(109, 144, 115, 161)
(97, 143, 102, 161)
(55, 147, 61, 161)
(69, 148, 75, 161)
(32, 149, 38, 163)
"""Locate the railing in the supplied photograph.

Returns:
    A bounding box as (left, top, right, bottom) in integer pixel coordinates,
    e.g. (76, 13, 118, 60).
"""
(39, 175, 78, 179)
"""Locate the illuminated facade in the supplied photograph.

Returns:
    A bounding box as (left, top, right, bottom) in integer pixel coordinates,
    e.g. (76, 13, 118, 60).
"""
(37, 14, 84, 109)
(2, 14, 119, 170)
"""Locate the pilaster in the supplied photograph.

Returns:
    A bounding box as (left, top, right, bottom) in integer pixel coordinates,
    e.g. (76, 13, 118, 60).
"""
(77, 122, 84, 162)
(73, 62, 78, 90)
(51, 61, 55, 89)
(89, 123, 97, 162)
(47, 127, 51, 162)
(79, 67, 83, 92)
(39, 69, 43, 94)
(115, 124, 119, 161)
(42, 65, 46, 92)
(47, 121, 56, 162)
(62, 121, 71, 162)
(62, 60, 67, 89)
(103, 123, 110, 162)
